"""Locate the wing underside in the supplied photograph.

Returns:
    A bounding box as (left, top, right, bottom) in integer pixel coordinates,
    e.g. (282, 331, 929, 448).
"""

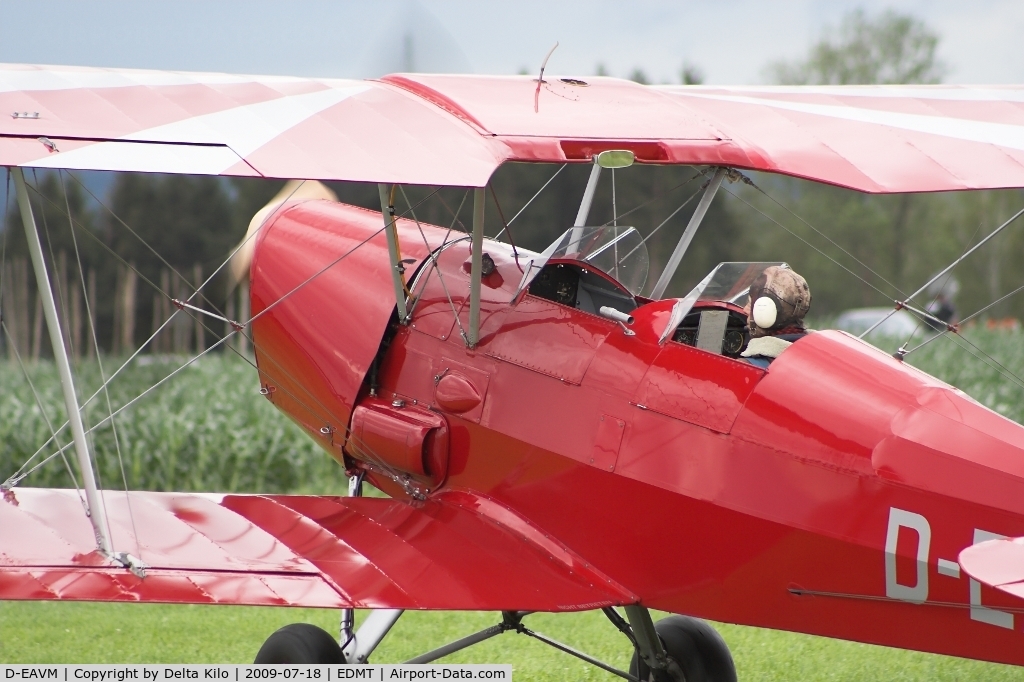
(0, 488, 634, 611)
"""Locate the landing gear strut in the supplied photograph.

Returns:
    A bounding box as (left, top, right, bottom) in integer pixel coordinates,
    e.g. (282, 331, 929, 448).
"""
(629, 615, 737, 682)
(253, 606, 736, 682)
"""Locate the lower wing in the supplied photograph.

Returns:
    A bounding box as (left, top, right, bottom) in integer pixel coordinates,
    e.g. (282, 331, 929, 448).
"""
(959, 537, 1024, 600)
(0, 488, 634, 611)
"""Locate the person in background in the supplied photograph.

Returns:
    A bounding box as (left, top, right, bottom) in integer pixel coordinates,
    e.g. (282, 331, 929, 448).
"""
(740, 265, 812, 368)
(924, 277, 958, 331)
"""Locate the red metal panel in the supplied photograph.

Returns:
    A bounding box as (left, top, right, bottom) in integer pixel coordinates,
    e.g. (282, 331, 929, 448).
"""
(634, 342, 763, 433)
(590, 415, 625, 472)
(486, 295, 613, 385)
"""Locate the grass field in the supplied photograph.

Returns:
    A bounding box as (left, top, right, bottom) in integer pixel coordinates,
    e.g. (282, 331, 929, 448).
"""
(2, 327, 1024, 677)
(1, 602, 1022, 680)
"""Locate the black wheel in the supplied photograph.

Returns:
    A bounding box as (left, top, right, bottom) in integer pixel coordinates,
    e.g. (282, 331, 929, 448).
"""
(629, 615, 736, 682)
(254, 623, 345, 664)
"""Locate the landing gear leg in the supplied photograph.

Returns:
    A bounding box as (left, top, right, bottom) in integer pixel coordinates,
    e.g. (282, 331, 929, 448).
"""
(341, 609, 404, 664)
(626, 608, 736, 682)
(339, 471, 365, 652)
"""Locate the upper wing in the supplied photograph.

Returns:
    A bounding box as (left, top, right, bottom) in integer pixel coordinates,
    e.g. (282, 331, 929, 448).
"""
(0, 487, 635, 611)
(4, 65, 1024, 192)
(0, 64, 507, 187)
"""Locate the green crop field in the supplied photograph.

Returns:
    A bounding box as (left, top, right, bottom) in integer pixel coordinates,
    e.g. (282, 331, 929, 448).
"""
(2, 327, 1024, 679)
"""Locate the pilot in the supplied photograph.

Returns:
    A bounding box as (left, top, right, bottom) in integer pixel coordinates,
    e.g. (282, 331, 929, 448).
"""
(740, 265, 811, 367)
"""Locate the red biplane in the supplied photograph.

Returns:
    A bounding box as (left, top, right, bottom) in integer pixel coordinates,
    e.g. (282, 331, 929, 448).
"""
(4, 63, 1024, 679)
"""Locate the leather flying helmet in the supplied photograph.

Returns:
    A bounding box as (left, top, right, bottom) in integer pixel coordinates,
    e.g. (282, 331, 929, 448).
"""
(747, 266, 811, 336)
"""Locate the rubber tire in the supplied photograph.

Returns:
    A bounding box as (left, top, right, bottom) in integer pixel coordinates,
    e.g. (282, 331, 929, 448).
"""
(629, 616, 736, 682)
(254, 623, 345, 664)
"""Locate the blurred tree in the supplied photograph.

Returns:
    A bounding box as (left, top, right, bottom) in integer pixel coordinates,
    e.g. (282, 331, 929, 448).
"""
(744, 8, 1009, 324)
(1, 170, 106, 355)
(594, 63, 610, 77)
(767, 9, 946, 85)
(680, 63, 704, 85)
(105, 174, 239, 349)
(628, 69, 650, 85)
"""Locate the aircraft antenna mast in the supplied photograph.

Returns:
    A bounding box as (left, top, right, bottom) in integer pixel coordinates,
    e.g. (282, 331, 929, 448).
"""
(11, 167, 113, 556)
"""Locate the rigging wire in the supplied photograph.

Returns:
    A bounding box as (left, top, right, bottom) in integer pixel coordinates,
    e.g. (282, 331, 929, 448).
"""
(861, 205, 1024, 339)
(746, 177, 904, 298)
(726, 179, 1024, 392)
(597, 169, 704, 229)
(67, 172, 223, 313)
(18, 224, 417, 493)
(487, 185, 524, 273)
(32, 169, 78, 362)
(400, 186, 471, 344)
(8, 181, 443, 485)
(1, 169, 8, 310)
(616, 181, 705, 267)
(0, 319, 84, 496)
(495, 163, 567, 240)
(905, 280, 1024, 356)
(722, 184, 893, 303)
(60, 169, 140, 560)
(896, 220, 985, 353)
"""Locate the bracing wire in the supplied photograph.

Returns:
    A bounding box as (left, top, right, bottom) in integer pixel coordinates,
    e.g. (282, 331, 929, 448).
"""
(0, 319, 83, 497)
(487, 185, 524, 273)
(726, 178, 1024, 393)
(32, 169, 78, 362)
(1, 169, 8, 310)
(17, 220, 393, 485)
(7, 180, 443, 485)
(400, 186, 471, 342)
(60, 169, 140, 559)
(897, 220, 985, 353)
(495, 163, 567, 240)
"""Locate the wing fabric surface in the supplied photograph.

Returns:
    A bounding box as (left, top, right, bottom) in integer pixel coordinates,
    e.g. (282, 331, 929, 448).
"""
(4, 64, 1024, 191)
(0, 488, 633, 610)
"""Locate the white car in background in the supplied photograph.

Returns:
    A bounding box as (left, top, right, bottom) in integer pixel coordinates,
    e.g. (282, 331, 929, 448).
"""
(834, 307, 926, 340)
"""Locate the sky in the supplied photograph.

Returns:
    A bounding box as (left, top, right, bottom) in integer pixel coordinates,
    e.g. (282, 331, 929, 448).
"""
(1, 0, 1023, 85)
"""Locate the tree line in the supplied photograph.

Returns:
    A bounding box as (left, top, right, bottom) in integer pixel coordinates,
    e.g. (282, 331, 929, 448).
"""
(3, 9, 1024, 360)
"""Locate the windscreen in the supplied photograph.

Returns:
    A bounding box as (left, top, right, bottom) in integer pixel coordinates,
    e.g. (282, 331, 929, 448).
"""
(659, 261, 787, 344)
(697, 262, 788, 307)
(515, 225, 649, 299)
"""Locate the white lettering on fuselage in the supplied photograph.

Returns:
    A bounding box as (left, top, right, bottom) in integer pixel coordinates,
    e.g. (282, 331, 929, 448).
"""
(884, 507, 1015, 630)
(885, 507, 930, 603)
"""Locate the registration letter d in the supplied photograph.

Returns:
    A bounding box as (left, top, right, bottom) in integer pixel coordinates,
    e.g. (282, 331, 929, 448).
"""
(885, 507, 930, 604)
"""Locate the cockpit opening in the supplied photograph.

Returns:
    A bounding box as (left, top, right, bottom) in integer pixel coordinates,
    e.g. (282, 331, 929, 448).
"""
(528, 261, 638, 317)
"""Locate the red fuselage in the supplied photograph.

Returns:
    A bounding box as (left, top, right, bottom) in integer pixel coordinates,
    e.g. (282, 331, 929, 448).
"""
(251, 200, 1024, 666)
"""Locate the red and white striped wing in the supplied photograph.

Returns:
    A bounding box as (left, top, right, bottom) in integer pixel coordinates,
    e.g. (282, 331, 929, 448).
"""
(4, 64, 1024, 192)
(0, 64, 507, 187)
